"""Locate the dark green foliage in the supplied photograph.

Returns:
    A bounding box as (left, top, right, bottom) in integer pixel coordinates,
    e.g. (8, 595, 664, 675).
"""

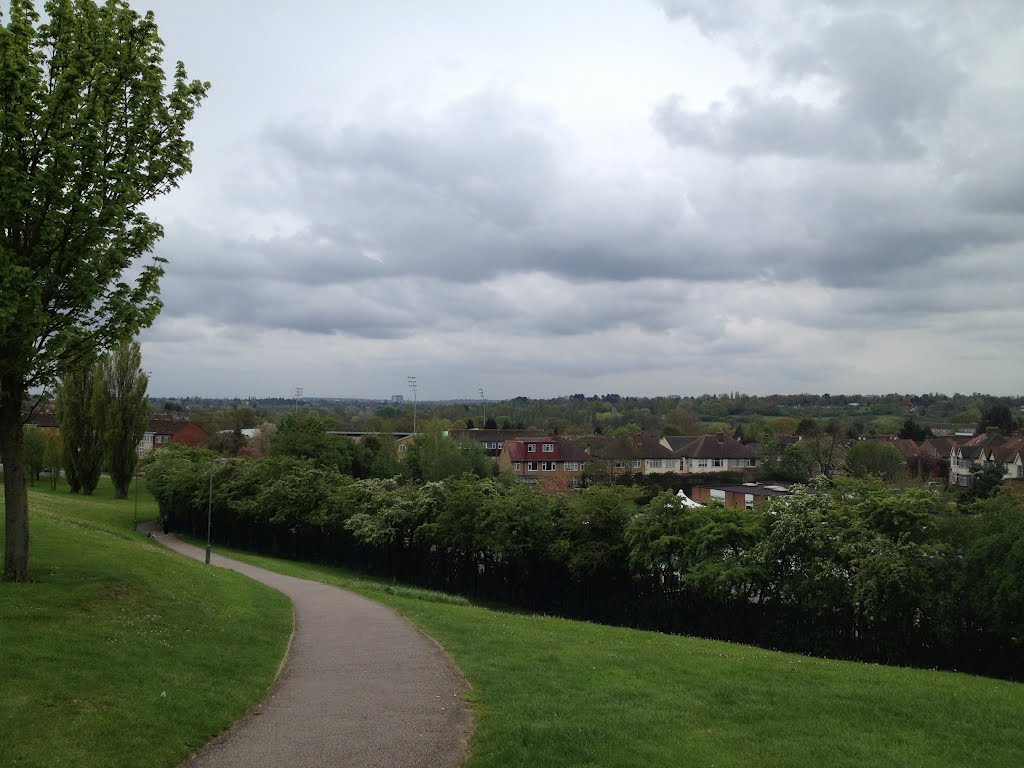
(144, 446, 1024, 678)
(95, 340, 149, 498)
(776, 443, 813, 482)
(401, 420, 491, 482)
(55, 361, 104, 494)
(846, 441, 907, 482)
(977, 403, 1019, 436)
(960, 462, 1007, 502)
(22, 426, 46, 483)
(899, 418, 932, 441)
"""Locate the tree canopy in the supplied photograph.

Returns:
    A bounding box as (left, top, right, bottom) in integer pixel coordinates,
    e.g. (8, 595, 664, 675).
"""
(1, 0, 207, 580)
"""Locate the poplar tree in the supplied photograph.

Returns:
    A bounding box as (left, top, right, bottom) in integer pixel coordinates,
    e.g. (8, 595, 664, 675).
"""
(96, 340, 149, 499)
(55, 361, 104, 495)
(1, 1, 207, 580)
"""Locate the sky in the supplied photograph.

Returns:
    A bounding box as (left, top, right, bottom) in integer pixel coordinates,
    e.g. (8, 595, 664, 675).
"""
(115, 0, 1024, 400)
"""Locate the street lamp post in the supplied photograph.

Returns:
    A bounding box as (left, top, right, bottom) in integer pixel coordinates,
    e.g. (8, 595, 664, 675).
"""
(133, 469, 145, 531)
(206, 458, 228, 564)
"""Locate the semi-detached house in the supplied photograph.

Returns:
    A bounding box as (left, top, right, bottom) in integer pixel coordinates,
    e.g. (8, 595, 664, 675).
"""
(498, 437, 591, 489)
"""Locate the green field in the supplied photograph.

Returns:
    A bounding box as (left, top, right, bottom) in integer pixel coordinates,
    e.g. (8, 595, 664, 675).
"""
(0, 480, 293, 768)
(3, 482, 1024, 767)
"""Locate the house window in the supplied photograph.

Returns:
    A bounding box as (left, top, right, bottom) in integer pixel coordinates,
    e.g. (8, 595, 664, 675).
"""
(614, 460, 625, 469)
(528, 462, 538, 471)
(542, 443, 554, 453)
(528, 444, 537, 452)
(696, 458, 709, 468)
(712, 459, 725, 468)
(631, 459, 641, 469)
(648, 459, 663, 468)
(542, 461, 555, 471)
(497, 442, 504, 450)
(710, 489, 726, 499)
(514, 462, 521, 471)
(564, 462, 579, 471)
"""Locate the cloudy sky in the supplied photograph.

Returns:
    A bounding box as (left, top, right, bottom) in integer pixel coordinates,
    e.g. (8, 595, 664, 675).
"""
(126, 0, 1023, 399)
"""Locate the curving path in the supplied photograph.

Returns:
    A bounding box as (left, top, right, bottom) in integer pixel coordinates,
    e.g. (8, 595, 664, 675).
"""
(150, 529, 472, 768)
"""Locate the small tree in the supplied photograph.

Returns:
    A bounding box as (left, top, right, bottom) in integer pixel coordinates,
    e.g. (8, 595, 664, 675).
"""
(23, 426, 46, 484)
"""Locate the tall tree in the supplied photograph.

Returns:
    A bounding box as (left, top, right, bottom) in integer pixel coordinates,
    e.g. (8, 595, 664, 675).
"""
(0, 1, 207, 580)
(55, 361, 104, 495)
(96, 340, 149, 498)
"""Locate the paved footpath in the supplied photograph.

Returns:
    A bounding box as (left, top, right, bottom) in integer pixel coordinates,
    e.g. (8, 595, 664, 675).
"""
(151, 530, 472, 768)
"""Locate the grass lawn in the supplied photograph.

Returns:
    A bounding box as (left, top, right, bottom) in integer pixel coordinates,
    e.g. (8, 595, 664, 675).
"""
(0, 478, 293, 768)
(209, 548, 1024, 768)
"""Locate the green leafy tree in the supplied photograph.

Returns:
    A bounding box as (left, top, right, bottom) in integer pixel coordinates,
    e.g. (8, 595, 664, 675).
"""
(402, 420, 490, 483)
(55, 361, 104, 495)
(977, 403, 1018, 436)
(0, 0, 207, 580)
(23, 426, 46, 484)
(42, 429, 62, 490)
(845, 441, 907, 483)
(776, 443, 813, 483)
(95, 340, 149, 498)
(899, 418, 932, 442)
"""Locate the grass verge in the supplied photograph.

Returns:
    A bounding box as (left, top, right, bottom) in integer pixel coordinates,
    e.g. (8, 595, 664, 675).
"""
(0, 479, 292, 768)
(209, 546, 1024, 768)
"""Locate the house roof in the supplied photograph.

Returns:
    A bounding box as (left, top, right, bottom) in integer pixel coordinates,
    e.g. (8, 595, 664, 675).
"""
(990, 439, 1024, 463)
(448, 428, 545, 442)
(591, 434, 676, 460)
(891, 439, 921, 460)
(920, 436, 957, 458)
(661, 435, 701, 452)
(503, 437, 590, 463)
(676, 433, 756, 460)
(24, 411, 58, 428)
(956, 432, 1009, 460)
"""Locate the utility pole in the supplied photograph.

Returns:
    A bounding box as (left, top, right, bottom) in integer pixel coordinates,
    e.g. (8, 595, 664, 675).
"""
(407, 376, 418, 435)
(478, 386, 486, 427)
(294, 386, 303, 411)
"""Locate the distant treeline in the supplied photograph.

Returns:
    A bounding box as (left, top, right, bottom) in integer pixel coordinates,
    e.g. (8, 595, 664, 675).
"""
(147, 444, 1024, 681)
(151, 392, 1024, 439)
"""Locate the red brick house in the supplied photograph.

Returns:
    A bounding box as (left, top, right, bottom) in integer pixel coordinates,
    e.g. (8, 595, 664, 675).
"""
(498, 436, 591, 490)
(137, 418, 208, 455)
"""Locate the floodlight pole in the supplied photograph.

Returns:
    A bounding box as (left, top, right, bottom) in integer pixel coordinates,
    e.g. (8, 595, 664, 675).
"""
(407, 376, 418, 435)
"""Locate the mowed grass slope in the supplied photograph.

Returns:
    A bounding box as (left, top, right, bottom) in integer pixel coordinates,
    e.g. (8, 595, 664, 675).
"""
(212, 549, 1024, 768)
(0, 480, 292, 768)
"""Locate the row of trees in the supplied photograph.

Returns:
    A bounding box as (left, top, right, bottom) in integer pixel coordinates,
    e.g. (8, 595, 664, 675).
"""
(146, 444, 1024, 679)
(54, 341, 149, 498)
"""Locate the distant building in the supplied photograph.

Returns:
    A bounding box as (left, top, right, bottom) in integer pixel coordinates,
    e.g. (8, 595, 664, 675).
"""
(690, 481, 793, 510)
(391, 394, 404, 404)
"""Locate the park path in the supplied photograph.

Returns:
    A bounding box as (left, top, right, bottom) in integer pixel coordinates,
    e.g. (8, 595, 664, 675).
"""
(149, 529, 472, 768)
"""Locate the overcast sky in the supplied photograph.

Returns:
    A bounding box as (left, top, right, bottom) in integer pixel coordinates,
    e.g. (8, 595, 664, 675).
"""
(122, 0, 1023, 400)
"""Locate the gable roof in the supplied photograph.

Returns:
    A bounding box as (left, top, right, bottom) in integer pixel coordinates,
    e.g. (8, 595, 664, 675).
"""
(447, 428, 545, 442)
(502, 437, 590, 463)
(676, 433, 756, 460)
(661, 435, 701, 452)
(891, 439, 921, 460)
(591, 434, 676, 460)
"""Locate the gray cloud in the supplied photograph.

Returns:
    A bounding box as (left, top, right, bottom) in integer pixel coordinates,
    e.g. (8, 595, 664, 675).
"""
(655, 12, 962, 161)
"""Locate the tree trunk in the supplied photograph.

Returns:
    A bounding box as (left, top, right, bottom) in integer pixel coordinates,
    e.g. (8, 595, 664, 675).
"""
(2, 386, 30, 582)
